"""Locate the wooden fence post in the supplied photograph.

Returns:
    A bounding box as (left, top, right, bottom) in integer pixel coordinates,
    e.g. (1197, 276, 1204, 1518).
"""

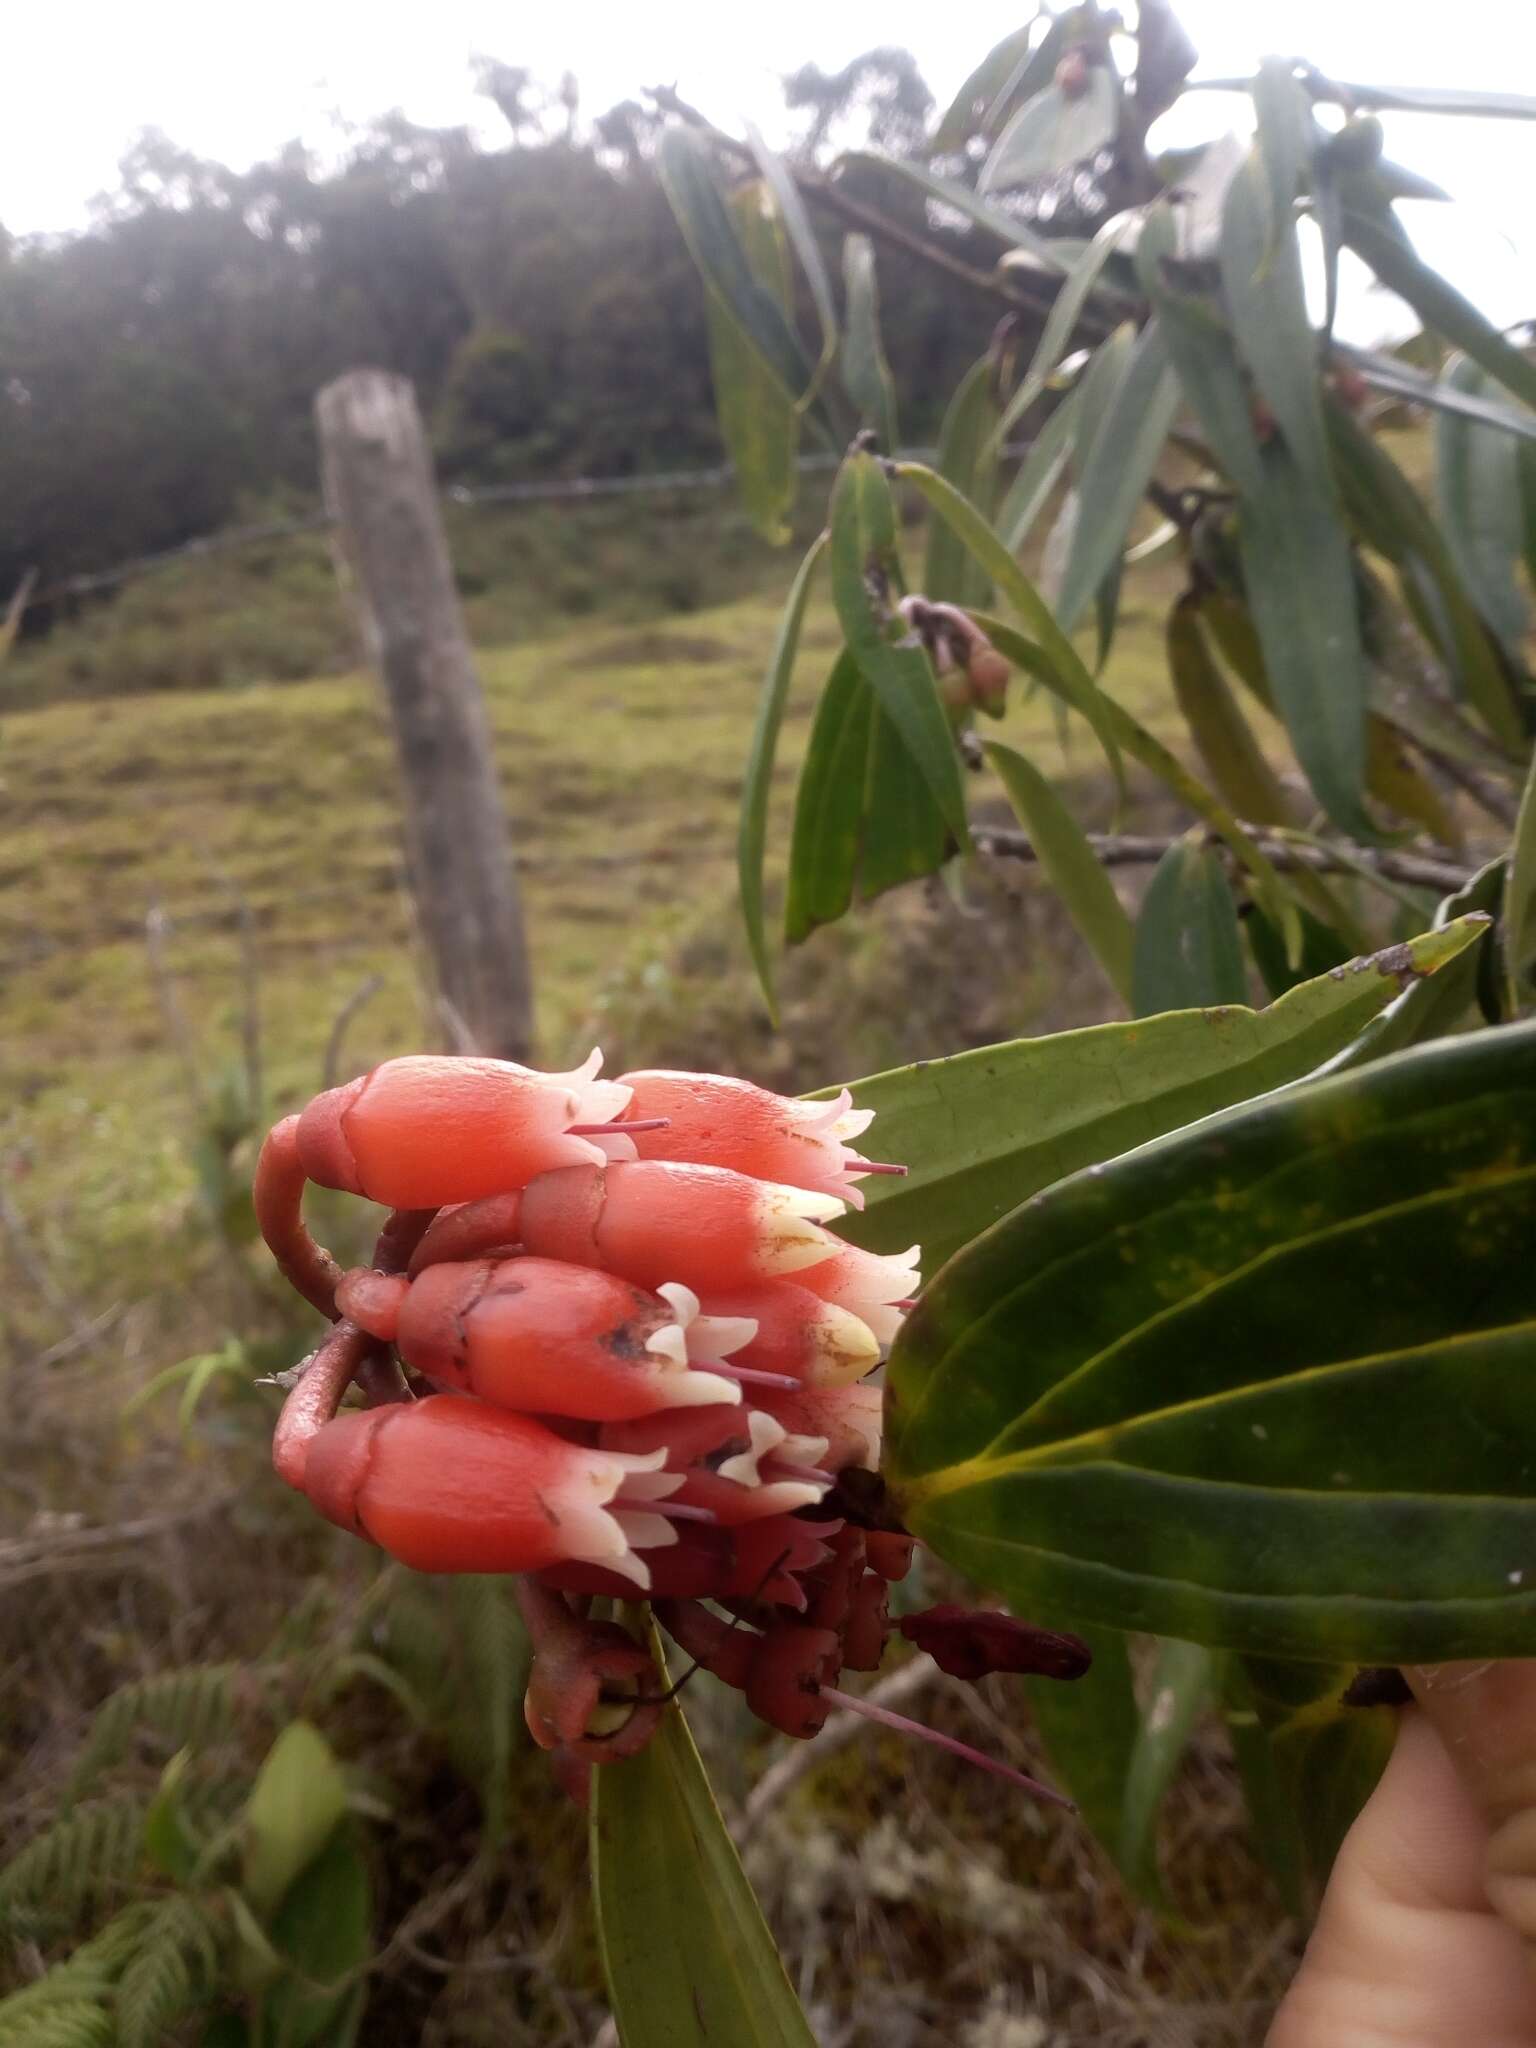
(315, 368, 534, 1061)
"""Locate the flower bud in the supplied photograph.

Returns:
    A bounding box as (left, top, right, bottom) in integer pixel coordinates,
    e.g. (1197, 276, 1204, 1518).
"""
(617, 1072, 880, 1206)
(297, 1053, 626, 1207)
(301, 1396, 681, 1587)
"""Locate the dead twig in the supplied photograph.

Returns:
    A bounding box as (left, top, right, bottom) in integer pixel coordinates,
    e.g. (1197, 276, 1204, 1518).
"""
(974, 824, 1473, 896)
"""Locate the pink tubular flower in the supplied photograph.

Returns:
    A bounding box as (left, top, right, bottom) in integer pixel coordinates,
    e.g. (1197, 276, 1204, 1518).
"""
(794, 1241, 921, 1347)
(296, 1052, 630, 1206)
(517, 1159, 847, 1292)
(336, 1257, 743, 1421)
(617, 1071, 881, 1206)
(693, 1282, 882, 1386)
(298, 1396, 684, 1588)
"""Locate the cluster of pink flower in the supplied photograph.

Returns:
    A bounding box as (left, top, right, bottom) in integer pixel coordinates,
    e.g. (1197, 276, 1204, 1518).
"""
(255, 1053, 1087, 1790)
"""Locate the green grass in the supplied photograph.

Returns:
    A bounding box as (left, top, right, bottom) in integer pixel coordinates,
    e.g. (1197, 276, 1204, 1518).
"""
(2, 544, 1187, 1322)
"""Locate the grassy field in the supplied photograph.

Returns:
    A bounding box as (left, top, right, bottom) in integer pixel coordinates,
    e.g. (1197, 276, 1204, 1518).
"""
(1, 501, 1303, 2045)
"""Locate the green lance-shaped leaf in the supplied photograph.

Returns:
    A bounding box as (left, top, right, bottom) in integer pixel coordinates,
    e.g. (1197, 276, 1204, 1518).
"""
(264, 1828, 372, 2048)
(1326, 399, 1526, 754)
(1250, 58, 1317, 254)
(840, 237, 899, 455)
(1117, 1638, 1216, 1907)
(1054, 319, 1180, 635)
(1236, 437, 1373, 838)
(885, 1018, 1536, 1664)
(835, 152, 1070, 271)
(1135, 206, 1266, 500)
(659, 127, 816, 406)
(996, 383, 1081, 554)
(1224, 1656, 1395, 1919)
(784, 649, 874, 945)
(980, 65, 1120, 192)
(703, 181, 800, 545)
(894, 462, 1122, 781)
(1166, 598, 1292, 828)
(925, 358, 1002, 609)
(932, 20, 1043, 153)
(740, 531, 827, 1009)
(1221, 150, 1334, 503)
(971, 612, 1299, 952)
(1435, 354, 1533, 659)
(240, 1721, 349, 1920)
(828, 915, 1488, 1271)
(1346, 346, 1536, 441)
(1132, 838, 1250, 1016)
(986, 739, 1134, 1007)
(1508, 750, 1536, 1013)
(1022, 1623, 1156, 1900)
(830, 451, 970, 843)
(1342, 207, 1536, 413)
(991, 220, 1137, 457)
(745, 123, 838, 408)
(1288, 79, 1536, 121)
(1319, 863, 1501, 1075)
(592, 1628, 817, 2048)
(860, 704, 953, 901)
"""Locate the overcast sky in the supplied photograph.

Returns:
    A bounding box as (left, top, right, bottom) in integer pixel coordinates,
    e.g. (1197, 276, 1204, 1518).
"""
(6, 1, 1533, 331)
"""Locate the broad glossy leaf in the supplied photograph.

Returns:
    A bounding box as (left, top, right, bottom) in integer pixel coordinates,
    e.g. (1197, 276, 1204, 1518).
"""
(1055, 320, 1179, 634)
(660, 128, 815, 404)
(1508, 752, 1536, 1011)
(740, 532, 827, 1009)
(835, 152, 1069, 270)
(996, 386, 1080, 553)
(1132, 840, 1249, 1015)
(1342, 209, 1536, 413)
(1327, 400, 1525, 753)
(830, 453, 970, 842)
(1117, 1639, 1215, 1906)
(1221, 152, 1333, 501)
(1435, 355, 1532, 658)
(784, 650, 873, 944)
(840, 237, 898, 455)
(1225, 1658, 1394, 1917)
(981, 68, 1119, 192)
(925, 358, 1001, 609)
(704, 182, 799, 544)
(886, 1019, 1536, 1663)
(986, 740, 1134, 1007)
(1237, 438, 1372, 837)
(592, 1630, 816, 2048)
(831, 916, 1487, 1269)
(1166, 599, 1291, 827)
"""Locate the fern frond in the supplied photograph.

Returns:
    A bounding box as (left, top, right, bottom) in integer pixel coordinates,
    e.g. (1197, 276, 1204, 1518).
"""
(0, 1996, 113, 2047)
(67, 1664, 240, 1800)
(0, 1798, 145, 1929)
(113, 1894, 222, 2048)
